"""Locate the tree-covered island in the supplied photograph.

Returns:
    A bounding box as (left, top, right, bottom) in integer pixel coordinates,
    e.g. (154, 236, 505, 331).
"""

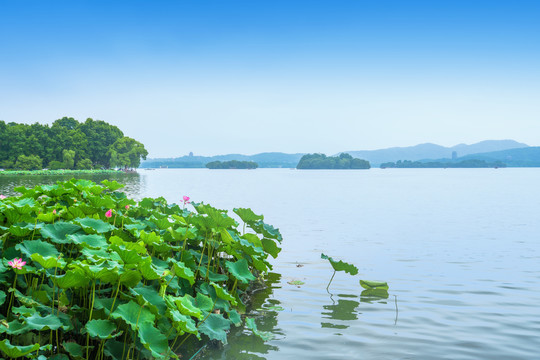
(296, 153, 371, 169)
(380, 159, 507, 168)
(206, 160, 258, 169)
(0, 117, 148, 170)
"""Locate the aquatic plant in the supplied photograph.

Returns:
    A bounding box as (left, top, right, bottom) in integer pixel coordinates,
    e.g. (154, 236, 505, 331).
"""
(321, 253, 358, 291)
(0, 179, 282, 359)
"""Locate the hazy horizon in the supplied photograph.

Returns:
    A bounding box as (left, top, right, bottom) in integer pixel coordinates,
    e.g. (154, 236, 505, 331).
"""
(1, 1, 539, 157)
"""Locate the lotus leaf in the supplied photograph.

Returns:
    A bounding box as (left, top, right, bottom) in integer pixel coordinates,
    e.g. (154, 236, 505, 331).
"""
(75, 217, 115, 234)
(321, 253, 359, 275)
(359, 280, 389, 290)
(85, 319, 120, 339)
(167, 309, 198, 335)
(41, 222, 82, 244)
(111, 301, 155, 330)
(173, 295, 203, 319)
(261, 238, 282, 258)
(24, 313, 63, 331)
(137, 322, 172, 360)
(233, 207, 264, 224)
(0, 339, 40, 358)
(16, 239, 59, 258)
(225, 259, 256, 284)
(131, 284, 167, 314)
(197, 313, 231, 344)
(245, 317, 273, 341)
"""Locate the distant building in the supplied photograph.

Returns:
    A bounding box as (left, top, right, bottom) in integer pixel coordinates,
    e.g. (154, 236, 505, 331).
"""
(452, 151, 457, 160)
(189, 152, 194, 157)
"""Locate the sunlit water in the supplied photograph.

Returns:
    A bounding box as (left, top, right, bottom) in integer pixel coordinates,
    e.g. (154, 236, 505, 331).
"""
(1, 168, 539, 359)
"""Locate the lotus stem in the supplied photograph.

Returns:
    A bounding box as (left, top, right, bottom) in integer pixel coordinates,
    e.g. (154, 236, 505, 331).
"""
(326, 270, 336, 292)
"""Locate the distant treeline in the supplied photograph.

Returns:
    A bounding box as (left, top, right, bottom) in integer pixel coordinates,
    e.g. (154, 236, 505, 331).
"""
(296, 153, 371, 169)
(380, 159, 507, 168)
(206, 160, 258, 169)
(0, 117, 148, 170)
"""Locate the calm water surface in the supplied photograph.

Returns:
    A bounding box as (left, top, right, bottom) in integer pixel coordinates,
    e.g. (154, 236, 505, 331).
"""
(1, 168, 539, 359)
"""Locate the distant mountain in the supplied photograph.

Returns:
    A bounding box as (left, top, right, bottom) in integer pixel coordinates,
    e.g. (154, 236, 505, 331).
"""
(343, 140, 528, 166)
(457, 147, 540, 167)
(141, 152, 304, 168)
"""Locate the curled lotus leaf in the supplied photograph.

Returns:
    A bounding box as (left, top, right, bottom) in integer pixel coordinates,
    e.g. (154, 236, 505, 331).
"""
(85, 319, 121, 340)
(359, 280, 389, 290)
(261, 238, 282, 258)
(321, 253, 359, 275)
(172, 260, 195, 285)
(225, 259, 256, 284)
(130, 284, 167, 315)
(167, 309, 198, 335)
(8, 223, 35, 237)
(210, 282, 237, 306)
(31, 254, 66, 269)
(0, 339, 40, 358)
(68, 233, 108, 249)
(251, 220, 283, 242)
(233, 207, 264, 224)
(55, 268, 88, 289)
(173, 295, 203, 319)
(101, 179, 124, 191)
(24, 313, 63, 331)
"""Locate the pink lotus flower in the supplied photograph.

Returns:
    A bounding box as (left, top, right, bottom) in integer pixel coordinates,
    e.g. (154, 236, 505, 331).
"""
(182, 196, 191, 204)
(125, 205, 130, 210)
(0, 195, 6, 200)
(105, 209, 113, 218)
(8, 258, 26, 270)
(52, 209, 57, 215)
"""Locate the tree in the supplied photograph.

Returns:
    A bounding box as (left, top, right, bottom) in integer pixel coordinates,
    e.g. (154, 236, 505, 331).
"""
(107, 137, 148, 169)
(15, 155, 42, 170)
(62, 149, 75, 169)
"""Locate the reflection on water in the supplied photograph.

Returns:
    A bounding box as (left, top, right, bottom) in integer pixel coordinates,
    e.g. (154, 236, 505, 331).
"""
(359, 289, 389, 304)
(321, 293, 360, 331)
(200, 273, 283, 360)
(0, 172, 142, 197)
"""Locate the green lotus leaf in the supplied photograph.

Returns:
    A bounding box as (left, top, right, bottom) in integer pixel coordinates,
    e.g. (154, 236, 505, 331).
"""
(111, 245, 145, 265)
(119, 270, 142, 288)
(193, 204, 237, 230)
(24, 313, 63, 331)
(138, 259, 161, 280)
(210, 282, 237, 306)
(359, 280, 389, 290)
(321, 253, 358, 275)
(101, 179, 124, 191)
(109, 236, 147, 254)
(238, 237, 264, 256)
(251, 255, 272, 272)
(95, 266, 120, 284)
(172, 260, 195, 285)
(94, 298, 125, 316)
(49, 354, 69, 360)
(245, 317, 273, 341)
(8, 223, 34, 237)
(130, 284, 167, 315)
(261, 238, 282, 258)
(198, 313, 231, 344)
(0, 339, 40, 358)
(148, 215, 172, 230)
(55, 268, 88, 289)
(1, 320, 29, 335)
(31, 254, 66, 269)
(75, 217, 115, 234)
(68, 233, 108, 249)
(360, 289, 389, 302)
(251, 220, 283, 242)
(225, 259, 256, 284)
(137, 322, 171, 360)
(12, 198, 37, 214)
(168, 309, 198, 335)
(0, 291, 5, 306)
(41, 222, 82, 244)
(233, 207, 264, 224)
(111, 300, 155, 330)
(103, 339, 126, 360)
(199, 267, 228, 282)
(139, 231, 162, 245)
(12, 289, 40, 307)
(194, 293, 214, 312)
(16, 239, 59, 258)
(85, 319, 121, 339)
(228, 309, 242, 326)
(37, 212, 56, 223)
(173, 295, 203, 319)
(63, 342, 88, 360)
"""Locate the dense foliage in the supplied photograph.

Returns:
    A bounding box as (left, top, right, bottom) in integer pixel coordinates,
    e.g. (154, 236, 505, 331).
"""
(0, 179, 281, 359)
(0, 118, 148, 170)
(380, 159, 507, 168)
(205, 161, 258, 169)
(296, 153, 370, 170)
(0, 170, 119, 176)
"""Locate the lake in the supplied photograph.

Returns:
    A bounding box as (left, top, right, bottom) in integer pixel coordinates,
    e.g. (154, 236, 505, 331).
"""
(1, 168, 539, 359)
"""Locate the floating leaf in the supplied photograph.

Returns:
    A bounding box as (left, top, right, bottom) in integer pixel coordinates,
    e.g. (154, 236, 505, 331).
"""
(287, 280, 304, 286)
(359, 280, 389, 290)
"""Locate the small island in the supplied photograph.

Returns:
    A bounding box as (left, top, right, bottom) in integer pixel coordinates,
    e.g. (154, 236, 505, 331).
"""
(206, 160, 259, 169)
(380, 159, 507, 168)
(296, 153, 371, 169)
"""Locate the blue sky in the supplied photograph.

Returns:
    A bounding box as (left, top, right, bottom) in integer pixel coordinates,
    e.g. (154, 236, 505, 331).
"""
(1, 1, 539, 157)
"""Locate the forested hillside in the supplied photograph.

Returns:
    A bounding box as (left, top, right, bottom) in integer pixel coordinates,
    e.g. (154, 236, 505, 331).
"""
(0, 117, 148, 170)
